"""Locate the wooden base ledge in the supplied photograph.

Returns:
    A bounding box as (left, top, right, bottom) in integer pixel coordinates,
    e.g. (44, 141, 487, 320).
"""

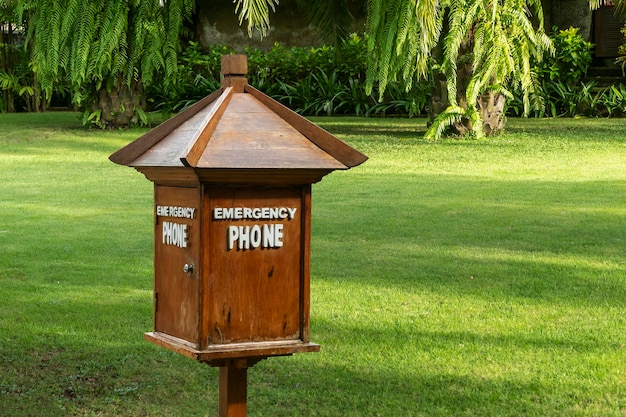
(145, 332, 320, 366)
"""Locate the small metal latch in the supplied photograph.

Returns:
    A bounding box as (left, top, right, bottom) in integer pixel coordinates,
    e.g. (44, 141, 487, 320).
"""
(183, 264, 194, 274)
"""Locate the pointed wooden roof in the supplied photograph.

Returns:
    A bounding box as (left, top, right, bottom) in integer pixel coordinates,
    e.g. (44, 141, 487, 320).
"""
(110, 55, 367, 185)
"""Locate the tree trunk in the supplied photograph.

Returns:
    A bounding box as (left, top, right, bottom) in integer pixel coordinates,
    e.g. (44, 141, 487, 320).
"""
(429, 88, 507, 137)
(428, 76, 449, 123)
(478, 92, 506, 136)
(91, 78, 145, 128)
(429, 66, 507, 137)
(428, 12, 507, 138)
(1, 24, 16, 113)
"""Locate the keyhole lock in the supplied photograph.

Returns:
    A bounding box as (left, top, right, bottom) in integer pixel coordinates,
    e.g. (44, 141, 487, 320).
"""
(183, 264, 194, 274)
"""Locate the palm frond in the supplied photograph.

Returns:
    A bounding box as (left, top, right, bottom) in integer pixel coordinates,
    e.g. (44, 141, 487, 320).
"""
(364, 0, 552, 139)
(233, 0, 279, 38)
(424, 105, 465, 141)
(589, 0, 626, 18)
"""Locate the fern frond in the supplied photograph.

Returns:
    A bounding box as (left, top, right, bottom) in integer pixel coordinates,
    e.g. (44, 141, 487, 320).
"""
(27, 0, 192, 109)
(59, 0, 78, 70)
(366, 0, 444, 99)
(396, 0, 414, 57)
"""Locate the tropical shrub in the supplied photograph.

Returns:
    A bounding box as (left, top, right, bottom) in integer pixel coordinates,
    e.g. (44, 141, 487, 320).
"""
(535, 27, 593, 85)
(507, 27, 597, 118)
(0, 16, 37, 113)
(0, 47, 35, 112)
(618, 24, 626, 72)
(594, 84, 626, 117)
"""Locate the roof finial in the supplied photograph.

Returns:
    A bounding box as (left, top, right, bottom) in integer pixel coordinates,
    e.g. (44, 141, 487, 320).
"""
(221, 54, 248, 92)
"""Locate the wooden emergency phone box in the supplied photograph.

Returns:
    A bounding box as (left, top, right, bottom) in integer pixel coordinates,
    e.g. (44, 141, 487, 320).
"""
(109, 55, 367, 366)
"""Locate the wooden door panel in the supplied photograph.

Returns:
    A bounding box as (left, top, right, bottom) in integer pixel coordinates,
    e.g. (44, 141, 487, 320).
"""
(207, 186, 304, 344)
(154, 186, 201, 344)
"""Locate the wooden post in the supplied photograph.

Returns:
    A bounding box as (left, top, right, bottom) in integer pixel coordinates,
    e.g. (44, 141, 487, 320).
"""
(219, 359, 248, 417)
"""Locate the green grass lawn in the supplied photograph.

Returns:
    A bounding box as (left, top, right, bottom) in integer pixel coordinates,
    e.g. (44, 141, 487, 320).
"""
(1, 112, 625, 416)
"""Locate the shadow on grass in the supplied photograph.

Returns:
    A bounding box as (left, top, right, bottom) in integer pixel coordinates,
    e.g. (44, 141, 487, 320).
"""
(312, 175, 626, 308)
(250, 351, 574, 417)
(314, 116, 626, 143)
(0, 284, 222, 416)
(503, 118, 626, 141)
(1, 288, 620, 416)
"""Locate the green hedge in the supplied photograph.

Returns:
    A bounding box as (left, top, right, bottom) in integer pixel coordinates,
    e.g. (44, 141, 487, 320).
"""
(147, 35, 431, 117)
